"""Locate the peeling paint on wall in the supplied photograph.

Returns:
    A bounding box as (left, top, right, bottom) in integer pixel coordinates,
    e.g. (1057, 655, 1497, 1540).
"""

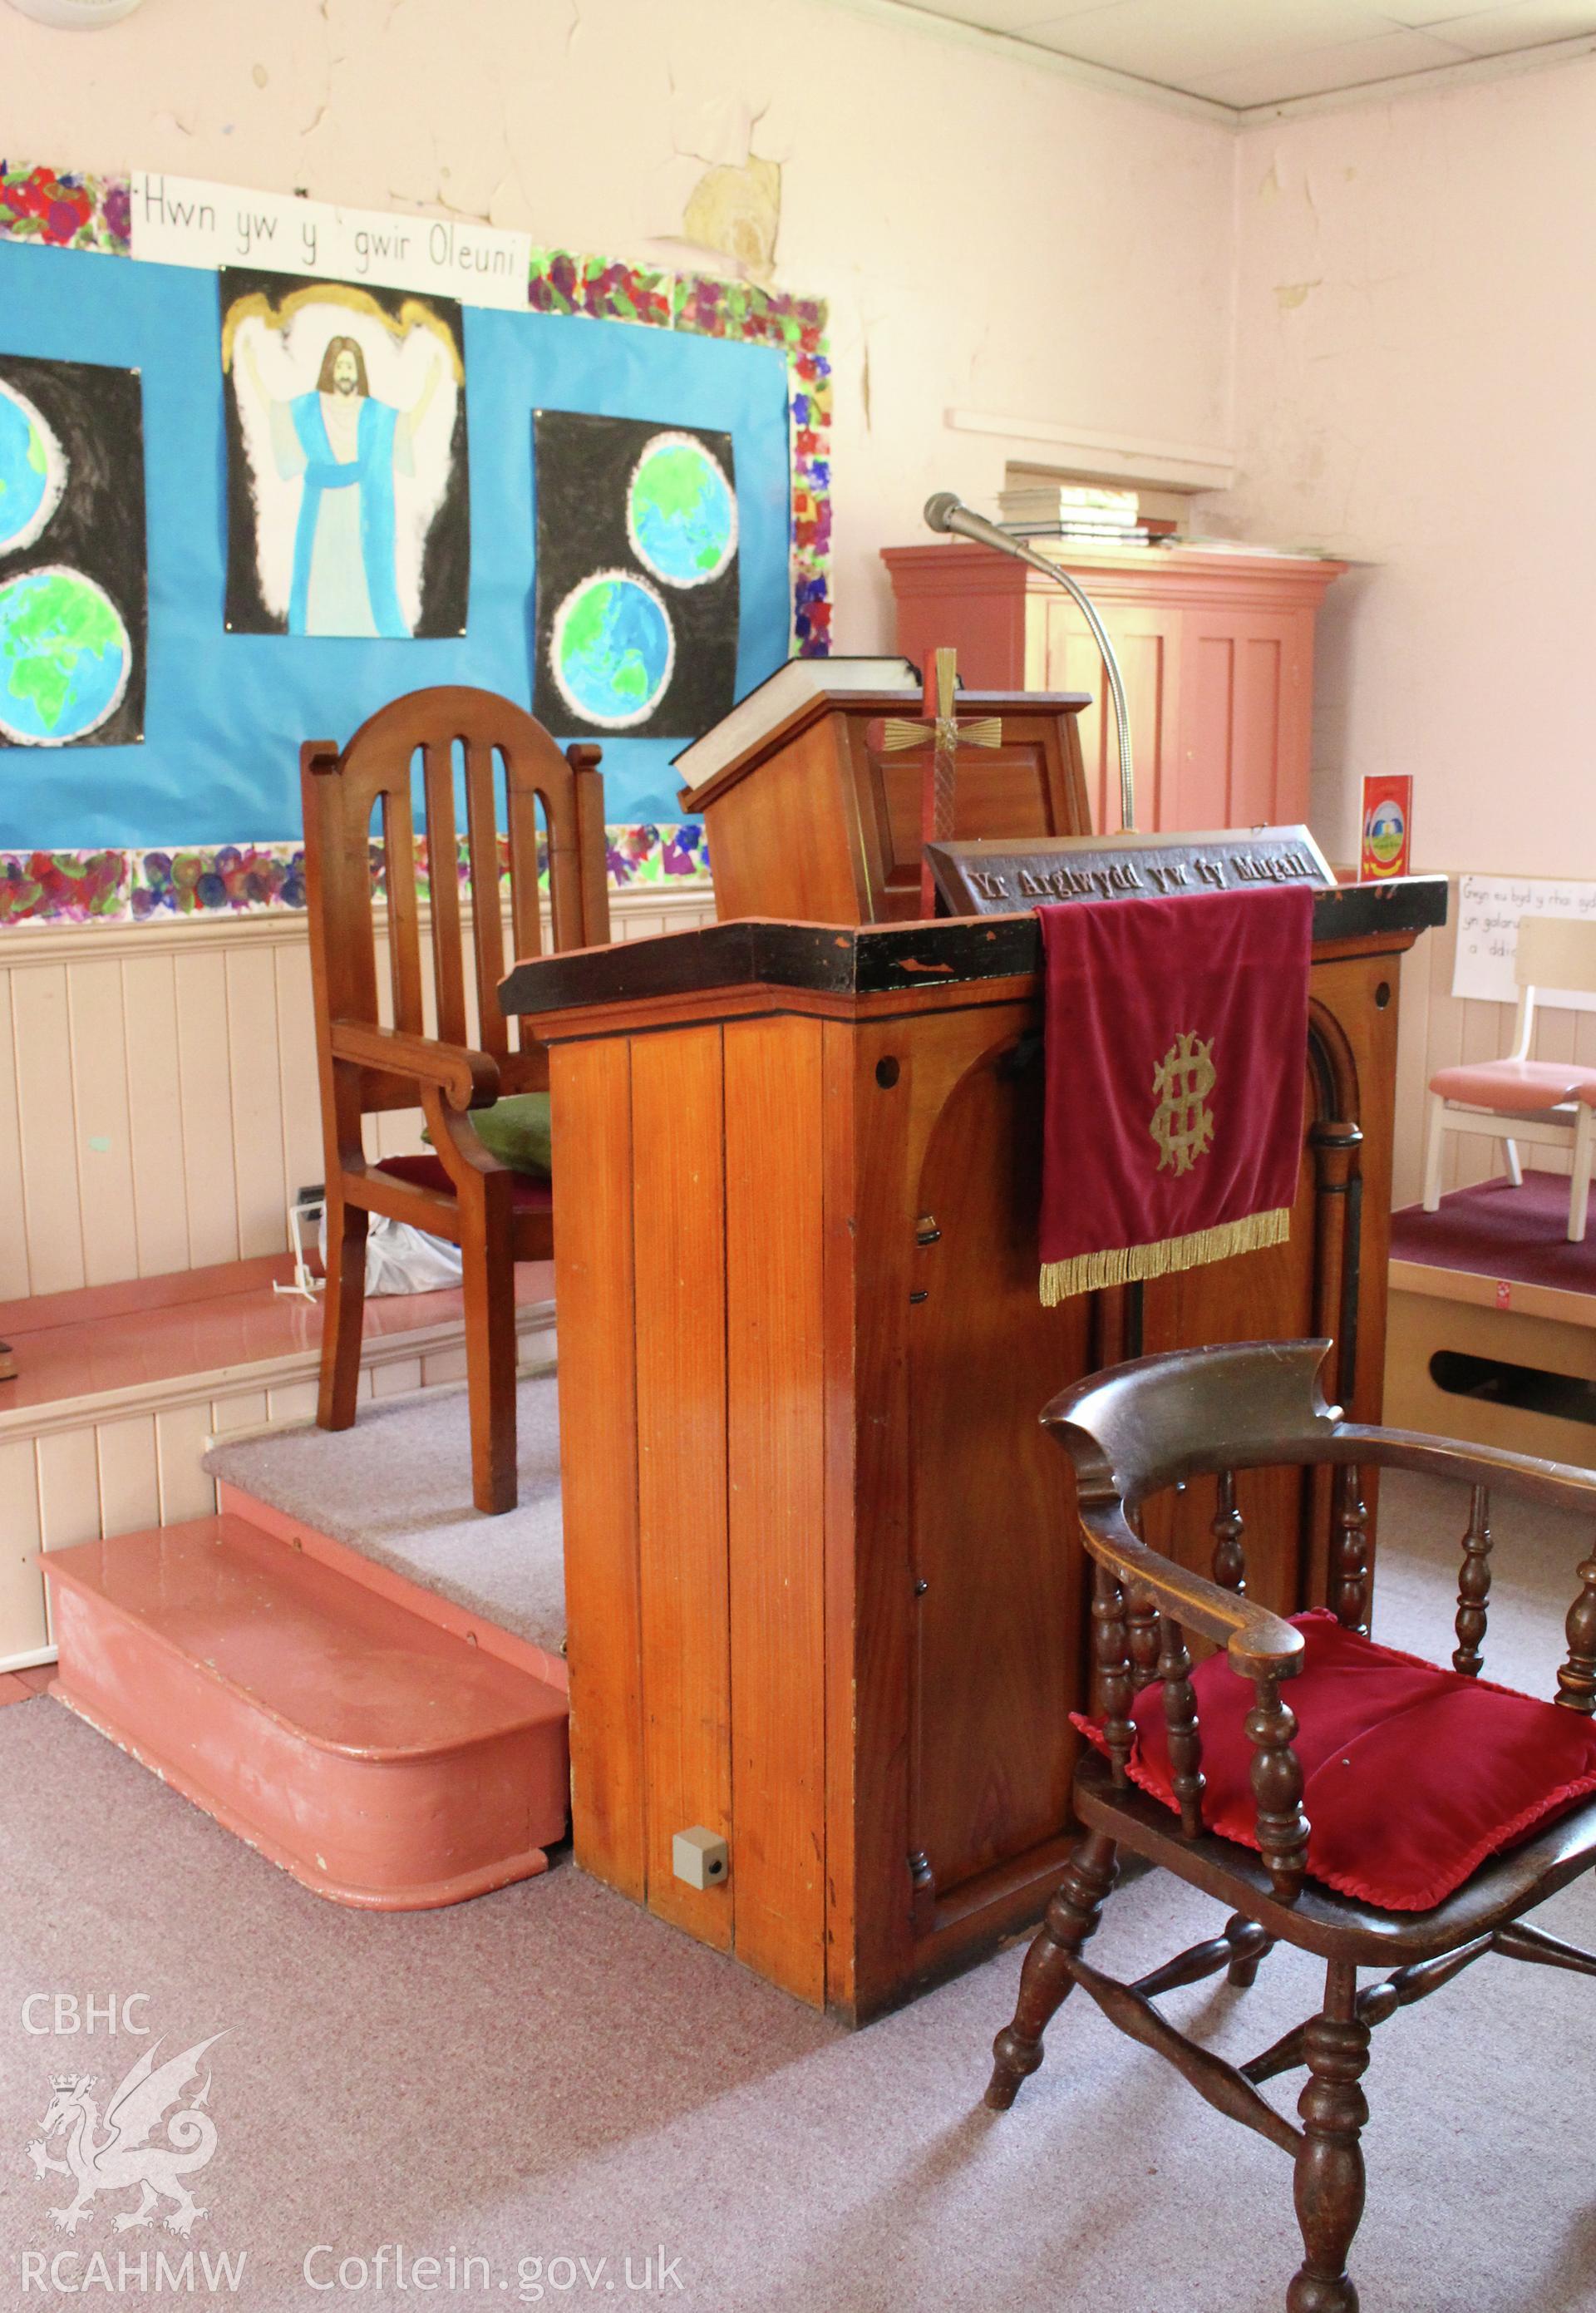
(680, 152, 779, 284)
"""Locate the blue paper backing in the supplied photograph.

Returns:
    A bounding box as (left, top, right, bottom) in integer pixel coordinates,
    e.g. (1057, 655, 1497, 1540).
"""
(0, 234, 793, 846)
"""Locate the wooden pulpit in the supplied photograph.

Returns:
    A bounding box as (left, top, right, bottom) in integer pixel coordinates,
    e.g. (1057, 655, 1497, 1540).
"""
(675, 682, 1091, 923)
(501, 878, 1446, 2023)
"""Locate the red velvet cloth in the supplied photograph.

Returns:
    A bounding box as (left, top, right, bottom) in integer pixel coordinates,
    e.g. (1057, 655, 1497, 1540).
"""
(1073, 1612, 1596, 1911)
(1037, 885, 1313, 1295)
(374, 1153, 554, 1213)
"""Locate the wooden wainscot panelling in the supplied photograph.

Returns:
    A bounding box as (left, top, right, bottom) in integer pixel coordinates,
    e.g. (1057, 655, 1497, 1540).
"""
(174, 945, 241, 1273)
(0, 1437, 47, 1664)
(0, 885, 715, 1304)
(66, 959, 140, 1288)
(11, 964, 85, 1298)
(123, 948, 191, 1278)
(95, 1413, 162, 1536)
(225, 941, 289, 1262)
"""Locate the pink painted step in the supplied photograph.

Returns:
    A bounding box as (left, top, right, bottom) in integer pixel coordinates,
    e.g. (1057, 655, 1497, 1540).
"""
(41, 1516, 569, 1910)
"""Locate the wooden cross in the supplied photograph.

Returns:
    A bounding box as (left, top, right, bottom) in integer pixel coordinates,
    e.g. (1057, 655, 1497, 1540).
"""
(881, 647, 1003, 915)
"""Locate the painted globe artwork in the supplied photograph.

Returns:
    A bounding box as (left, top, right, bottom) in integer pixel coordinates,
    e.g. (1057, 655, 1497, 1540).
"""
(0, 378, 65, 556)
(0, 566, 131, 745)
(551, 570, 675, 729)
(627, 432, 736, 588)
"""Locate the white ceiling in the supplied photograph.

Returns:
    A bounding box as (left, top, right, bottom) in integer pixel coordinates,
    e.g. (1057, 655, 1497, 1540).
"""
(890, 0, 1596, 111)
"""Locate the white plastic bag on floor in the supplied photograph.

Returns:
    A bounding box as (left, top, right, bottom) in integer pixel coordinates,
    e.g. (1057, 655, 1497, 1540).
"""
(318, 1211, 464, 1296)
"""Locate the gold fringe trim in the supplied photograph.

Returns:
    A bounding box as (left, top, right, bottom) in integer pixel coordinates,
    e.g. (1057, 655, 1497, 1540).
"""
(1039, 1206, 1292, 1307)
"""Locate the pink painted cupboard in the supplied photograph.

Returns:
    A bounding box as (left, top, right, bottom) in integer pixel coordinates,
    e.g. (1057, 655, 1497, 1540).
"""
(881, 540, 1345, 836)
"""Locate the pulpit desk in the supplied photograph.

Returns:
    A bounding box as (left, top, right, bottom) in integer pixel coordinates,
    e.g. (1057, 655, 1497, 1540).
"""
(500, 879, 1446, 2022)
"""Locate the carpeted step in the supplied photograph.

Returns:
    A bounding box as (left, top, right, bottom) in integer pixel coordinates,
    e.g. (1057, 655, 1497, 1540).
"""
(40, 1514, 569, 1910)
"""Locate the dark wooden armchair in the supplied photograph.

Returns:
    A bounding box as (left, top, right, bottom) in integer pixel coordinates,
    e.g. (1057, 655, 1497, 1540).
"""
(301, 686, 608, 1515)
(987, 1339, 1596, 2313)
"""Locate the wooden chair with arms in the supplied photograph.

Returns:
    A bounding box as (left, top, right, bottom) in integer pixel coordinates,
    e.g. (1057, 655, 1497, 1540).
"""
(986, 1339, 1596, 2313)
(301, 685, 608, 1516)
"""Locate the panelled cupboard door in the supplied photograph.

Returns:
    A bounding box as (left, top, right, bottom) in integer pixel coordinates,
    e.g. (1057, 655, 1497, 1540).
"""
(1034, 595, 1179, 837)
(1172, 608, 1313, 830)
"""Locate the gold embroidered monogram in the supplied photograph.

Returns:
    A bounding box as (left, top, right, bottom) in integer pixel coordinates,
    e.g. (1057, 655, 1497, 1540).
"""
(1149, 1031, 1216, 1176)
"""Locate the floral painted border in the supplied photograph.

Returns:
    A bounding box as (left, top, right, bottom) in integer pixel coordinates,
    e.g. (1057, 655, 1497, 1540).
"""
(0, 160, 131, 254)
(0, 168, 797, 925)
(0, 826, 712, 928)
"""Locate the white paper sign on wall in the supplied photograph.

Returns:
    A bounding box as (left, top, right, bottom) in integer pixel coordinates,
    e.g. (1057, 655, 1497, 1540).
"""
(1452, 873, 1596, 1010)
(128, 172, 532, 314)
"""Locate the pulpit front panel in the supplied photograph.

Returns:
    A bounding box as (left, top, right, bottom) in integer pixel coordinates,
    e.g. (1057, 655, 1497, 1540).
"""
(906, 1033, 1089, 1896)
(535, 907, 1425, 2026)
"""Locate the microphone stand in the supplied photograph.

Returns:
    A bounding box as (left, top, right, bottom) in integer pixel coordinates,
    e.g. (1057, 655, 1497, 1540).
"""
(924, 491, 1136, 831)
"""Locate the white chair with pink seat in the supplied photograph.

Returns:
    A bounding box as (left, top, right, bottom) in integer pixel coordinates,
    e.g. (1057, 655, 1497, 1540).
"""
(1423, 915, 1596, 1241)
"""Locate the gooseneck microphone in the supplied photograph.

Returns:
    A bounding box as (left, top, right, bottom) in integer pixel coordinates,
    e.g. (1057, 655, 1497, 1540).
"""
(924, 491, 1135, 831)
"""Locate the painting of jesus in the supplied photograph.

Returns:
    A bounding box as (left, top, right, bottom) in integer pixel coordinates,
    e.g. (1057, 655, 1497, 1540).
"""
(220, 271, 469, 639)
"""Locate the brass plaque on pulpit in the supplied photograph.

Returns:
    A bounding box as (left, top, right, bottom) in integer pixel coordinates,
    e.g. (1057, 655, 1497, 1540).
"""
(925, 826, 1335, 917)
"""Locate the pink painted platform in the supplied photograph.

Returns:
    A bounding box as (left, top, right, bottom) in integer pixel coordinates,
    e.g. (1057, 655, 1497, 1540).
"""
(41, 1509, 570, 1911)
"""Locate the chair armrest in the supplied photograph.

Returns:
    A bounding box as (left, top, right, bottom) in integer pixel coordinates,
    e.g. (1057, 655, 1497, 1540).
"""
(329, 1021, 500, 1112)
(1079, 1500, 1305, 1678)
(1080, 1498, 1312, 1901)
(1329, 1422, 1596, 1518)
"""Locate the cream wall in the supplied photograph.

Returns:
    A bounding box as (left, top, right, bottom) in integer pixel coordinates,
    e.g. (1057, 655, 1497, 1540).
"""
(1221, 56, 1596, 875)
(0, 0, 1239, 652)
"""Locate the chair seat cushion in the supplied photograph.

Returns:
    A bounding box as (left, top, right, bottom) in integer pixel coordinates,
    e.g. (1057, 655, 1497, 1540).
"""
(1429, 1058, 1596, 1112)
(374, 1153, 554, 1211)
(1072, 1612, 1596, 1911)
(422, 1092, 553, 1176)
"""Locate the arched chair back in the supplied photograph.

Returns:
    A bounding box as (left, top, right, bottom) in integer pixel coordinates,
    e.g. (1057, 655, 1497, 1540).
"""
(302, 684, 607, 1142)
(300, 685, 608, 1513)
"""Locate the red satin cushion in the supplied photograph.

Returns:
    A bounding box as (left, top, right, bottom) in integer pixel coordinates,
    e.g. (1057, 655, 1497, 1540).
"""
(374, 1153, 554, 1212)
(1073, 1612, 1596, 1911)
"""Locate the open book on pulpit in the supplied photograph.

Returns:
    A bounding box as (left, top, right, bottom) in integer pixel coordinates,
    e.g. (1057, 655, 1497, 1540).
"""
(673, 653, 1095, 925)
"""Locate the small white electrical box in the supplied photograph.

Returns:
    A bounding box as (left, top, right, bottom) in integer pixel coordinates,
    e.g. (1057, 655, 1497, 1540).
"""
(672, 1827, 729, 1890)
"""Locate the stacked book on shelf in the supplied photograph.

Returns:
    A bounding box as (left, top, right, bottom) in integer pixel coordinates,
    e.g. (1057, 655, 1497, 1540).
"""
(996, 483, 1176, 547)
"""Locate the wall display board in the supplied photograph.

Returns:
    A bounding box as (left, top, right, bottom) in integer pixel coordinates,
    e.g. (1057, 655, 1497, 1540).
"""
(0, 353, 145, 749)
(0, 162, 832, 926)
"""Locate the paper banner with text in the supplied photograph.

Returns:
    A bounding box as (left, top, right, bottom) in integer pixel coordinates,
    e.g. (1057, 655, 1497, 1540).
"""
(131, 172, 530, 313)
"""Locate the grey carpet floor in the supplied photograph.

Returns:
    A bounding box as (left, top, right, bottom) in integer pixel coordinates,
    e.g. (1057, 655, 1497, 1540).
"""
(204, 1377, 565, 1655)
(4, 1474, 1594, 2311)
